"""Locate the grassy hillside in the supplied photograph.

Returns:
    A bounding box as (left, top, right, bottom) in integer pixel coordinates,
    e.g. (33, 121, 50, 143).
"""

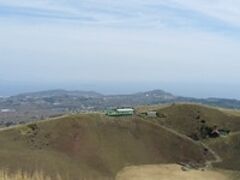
(0, 113, 213, 180)
(206, 133, 240, 171)
(154, 104, 240, 138)
(0, 170, 57, 180)
(142, 104, 240, 172)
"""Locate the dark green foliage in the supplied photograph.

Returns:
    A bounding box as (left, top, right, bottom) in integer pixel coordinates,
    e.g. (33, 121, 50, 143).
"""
(200, 124, 213, 139)
(27, 124, 39, 131)
(156, 112, 167, 118)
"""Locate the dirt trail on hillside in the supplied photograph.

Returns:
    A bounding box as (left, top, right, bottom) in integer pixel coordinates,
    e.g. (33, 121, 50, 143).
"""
(116, 164, 230, 180)
(140, 119, 223, 167)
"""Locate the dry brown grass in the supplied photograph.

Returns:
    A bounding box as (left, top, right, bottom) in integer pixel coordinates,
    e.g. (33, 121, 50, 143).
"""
(0, 113, 213, 179)
(0, 169, 63, 180)
(218, 108, 240, 117)
(155, 104, 240, 136)
(116, 164, 235, 180)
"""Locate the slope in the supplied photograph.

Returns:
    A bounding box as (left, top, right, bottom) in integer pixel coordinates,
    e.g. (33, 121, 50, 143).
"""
(154, 104, 240, 138)
(206, 132, 240, 171)
(0, 113, 213, 180)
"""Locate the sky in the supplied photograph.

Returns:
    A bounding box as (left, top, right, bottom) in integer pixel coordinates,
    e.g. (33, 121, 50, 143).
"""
(1, 0, 240, 98)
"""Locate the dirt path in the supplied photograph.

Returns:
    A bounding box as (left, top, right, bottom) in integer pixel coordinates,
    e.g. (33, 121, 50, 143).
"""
(200, 142, 222, 168)
(139, 119, 223, 168)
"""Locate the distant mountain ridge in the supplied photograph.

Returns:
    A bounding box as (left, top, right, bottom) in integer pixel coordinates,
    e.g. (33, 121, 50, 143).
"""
(1, 89, 240, 125)
(13, 89, 173, 98)
(6, 89, 240, 108)
(15, 89, 103, 98)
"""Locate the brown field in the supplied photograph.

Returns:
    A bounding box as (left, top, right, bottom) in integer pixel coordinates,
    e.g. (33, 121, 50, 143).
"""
(0, 104, 239, 179)
(154, 104, 240, 136)
(116, 164, 238, 180)
(0, 113, 213, 180)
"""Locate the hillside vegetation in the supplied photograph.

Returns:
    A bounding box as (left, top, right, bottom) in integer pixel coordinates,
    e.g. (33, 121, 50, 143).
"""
(2, 89, 240, 125)
(0, 104, 240, 179)
(0, 113, 213, 180)
(141, 104, 240, 172)
(155, 104, 240, 138)
(207, 132, 240, 171)
(0, 170, 58, 180)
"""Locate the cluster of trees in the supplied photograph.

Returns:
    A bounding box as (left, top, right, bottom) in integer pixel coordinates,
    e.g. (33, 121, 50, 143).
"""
(189, 120, 230, 141)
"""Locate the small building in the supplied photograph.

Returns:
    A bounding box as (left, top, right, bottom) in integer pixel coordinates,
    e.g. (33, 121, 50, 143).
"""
(106, 108, 134, 116)
(147, 111, 157, 117)
(209, 126, 230, 138)
(0, 109, 15, 113)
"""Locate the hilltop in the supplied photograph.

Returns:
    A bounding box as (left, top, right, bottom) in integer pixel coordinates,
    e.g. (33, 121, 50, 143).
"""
(154, 104, 240, 138)
(0, 111, 215, 180)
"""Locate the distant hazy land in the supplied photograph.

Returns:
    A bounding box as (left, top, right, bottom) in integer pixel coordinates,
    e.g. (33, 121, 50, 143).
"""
(1, 81, 240, 99)
(1, 88, 240, 127)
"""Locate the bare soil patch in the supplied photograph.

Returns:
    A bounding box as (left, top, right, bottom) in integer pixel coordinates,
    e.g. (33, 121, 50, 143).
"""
(116, 164, 230, 180)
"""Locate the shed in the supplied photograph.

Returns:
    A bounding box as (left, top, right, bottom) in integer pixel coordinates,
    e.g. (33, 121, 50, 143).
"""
(147, 111, 157, 117)
(106, 108, 134, 116)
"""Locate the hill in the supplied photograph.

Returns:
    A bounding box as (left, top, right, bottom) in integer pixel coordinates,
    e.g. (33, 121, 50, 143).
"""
(206, 132, 240, 171)
(2, 89, 240, 125)
(15, 89, 103, 98)
(0, 113, 213, 180)
(138, 104, 240, 172)
(154, 104, 240, 139)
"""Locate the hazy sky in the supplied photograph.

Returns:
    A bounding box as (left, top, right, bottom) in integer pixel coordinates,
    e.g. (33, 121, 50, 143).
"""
(1, 0, 240, 97)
